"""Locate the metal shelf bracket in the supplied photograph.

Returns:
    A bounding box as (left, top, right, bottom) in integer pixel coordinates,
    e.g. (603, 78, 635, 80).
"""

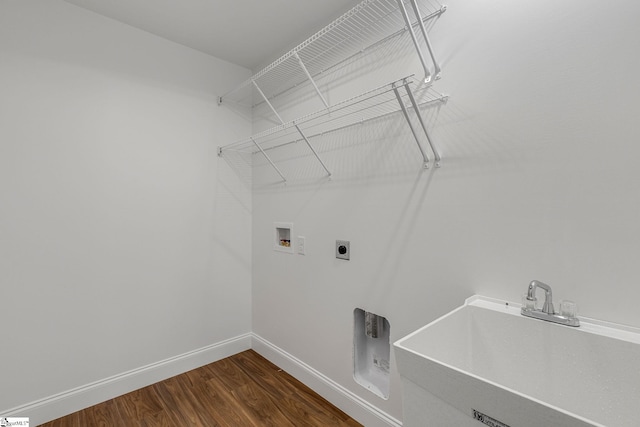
(252, 79, 332, 177)
(251, 137, 287, 182)
(409, 0, 442, 81)
(294, 52, 329, 109)
(402, 80, 441, 167)
(393, 82, 430, 168)
(397, 0, 443, 83)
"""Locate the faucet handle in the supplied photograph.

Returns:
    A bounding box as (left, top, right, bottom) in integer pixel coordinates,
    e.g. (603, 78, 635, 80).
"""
(560, 300, 578, 318)
(521, 295, 536, 311)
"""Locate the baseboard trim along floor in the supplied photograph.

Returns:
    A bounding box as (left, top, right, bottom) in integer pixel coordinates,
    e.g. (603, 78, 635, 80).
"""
(2, 333, 401, 426)
(251, 333, 402, 427)
(0, 333, 252, 426)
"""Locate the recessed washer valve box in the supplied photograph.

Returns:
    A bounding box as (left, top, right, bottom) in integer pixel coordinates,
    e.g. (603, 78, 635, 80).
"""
(336, 240, 350, 260)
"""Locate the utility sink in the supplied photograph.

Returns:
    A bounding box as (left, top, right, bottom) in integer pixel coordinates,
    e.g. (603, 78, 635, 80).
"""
(394, 296, 640, 427)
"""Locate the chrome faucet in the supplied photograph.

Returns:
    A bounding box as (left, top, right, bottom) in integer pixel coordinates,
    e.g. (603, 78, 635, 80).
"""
(521, 280, 580, 327)
(527, 280, 554, 314)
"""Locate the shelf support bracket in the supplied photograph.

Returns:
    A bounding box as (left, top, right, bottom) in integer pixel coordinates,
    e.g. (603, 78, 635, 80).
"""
(397, 0, 432, 84)
(251, 137, 287, 182)
(402, 81, 441, 167)
(294, 124, 332, 177)
(294, 52, 329, 109)
(409, 0, 442, 80)
(252, 79, 285, 124)
(252, 79, 331, 177)
(393, 83, 430, 168)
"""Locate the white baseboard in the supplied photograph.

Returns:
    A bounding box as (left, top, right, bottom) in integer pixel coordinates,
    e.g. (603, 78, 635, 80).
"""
(1, 333, 251, 426)
(3, 333, 401, 427)
(251, 333, 402, 427)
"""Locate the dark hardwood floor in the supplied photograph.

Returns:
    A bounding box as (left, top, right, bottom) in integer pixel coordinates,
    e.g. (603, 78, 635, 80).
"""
(39, 350, 362, 426)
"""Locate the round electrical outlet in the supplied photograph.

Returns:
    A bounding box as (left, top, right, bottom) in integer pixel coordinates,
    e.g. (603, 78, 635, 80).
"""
(336, 240, 350, 260)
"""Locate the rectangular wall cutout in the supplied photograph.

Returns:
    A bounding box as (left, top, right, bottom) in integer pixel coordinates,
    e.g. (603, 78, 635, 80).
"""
(353, 308, 390, 399)
(274, 222, 294, 253)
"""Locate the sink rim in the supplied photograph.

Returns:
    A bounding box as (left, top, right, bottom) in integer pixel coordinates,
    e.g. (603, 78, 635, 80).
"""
(395, 295, 640, 350)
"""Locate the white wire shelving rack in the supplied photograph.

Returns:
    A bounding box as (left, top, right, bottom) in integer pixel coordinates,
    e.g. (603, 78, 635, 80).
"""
(219, 76, 448, 182)
(217, 0, 447, 180)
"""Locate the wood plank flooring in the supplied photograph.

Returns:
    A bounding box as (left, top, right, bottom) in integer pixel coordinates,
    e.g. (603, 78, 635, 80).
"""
(38, 350, 362, 427)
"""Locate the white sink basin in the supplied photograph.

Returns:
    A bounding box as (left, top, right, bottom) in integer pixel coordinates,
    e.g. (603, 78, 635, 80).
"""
(394, 296, 640, 427)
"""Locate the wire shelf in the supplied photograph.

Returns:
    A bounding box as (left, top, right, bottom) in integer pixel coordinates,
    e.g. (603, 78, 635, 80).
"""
(220, 0, 445, 110)
(218, 0, 448, 181)
(219, 76, 447, 180)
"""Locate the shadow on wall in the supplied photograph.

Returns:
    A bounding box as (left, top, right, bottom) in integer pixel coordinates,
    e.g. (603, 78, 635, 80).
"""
(369, 166, 437, 295)
(216, 149, 252, 194)
(211, 149, 252, 273)
(222, 85, 541, 195)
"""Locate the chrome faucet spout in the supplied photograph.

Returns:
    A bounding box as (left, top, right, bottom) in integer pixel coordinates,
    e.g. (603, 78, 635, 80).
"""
(528, 280, 554, 314)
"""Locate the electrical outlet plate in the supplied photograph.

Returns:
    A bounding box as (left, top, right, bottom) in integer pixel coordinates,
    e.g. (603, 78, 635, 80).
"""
(336, 240, 350, 260)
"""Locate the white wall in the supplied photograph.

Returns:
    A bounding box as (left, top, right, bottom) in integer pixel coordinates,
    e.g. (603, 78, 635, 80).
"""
(252, 0, 640, 422)
(0, 0, 252, 419)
